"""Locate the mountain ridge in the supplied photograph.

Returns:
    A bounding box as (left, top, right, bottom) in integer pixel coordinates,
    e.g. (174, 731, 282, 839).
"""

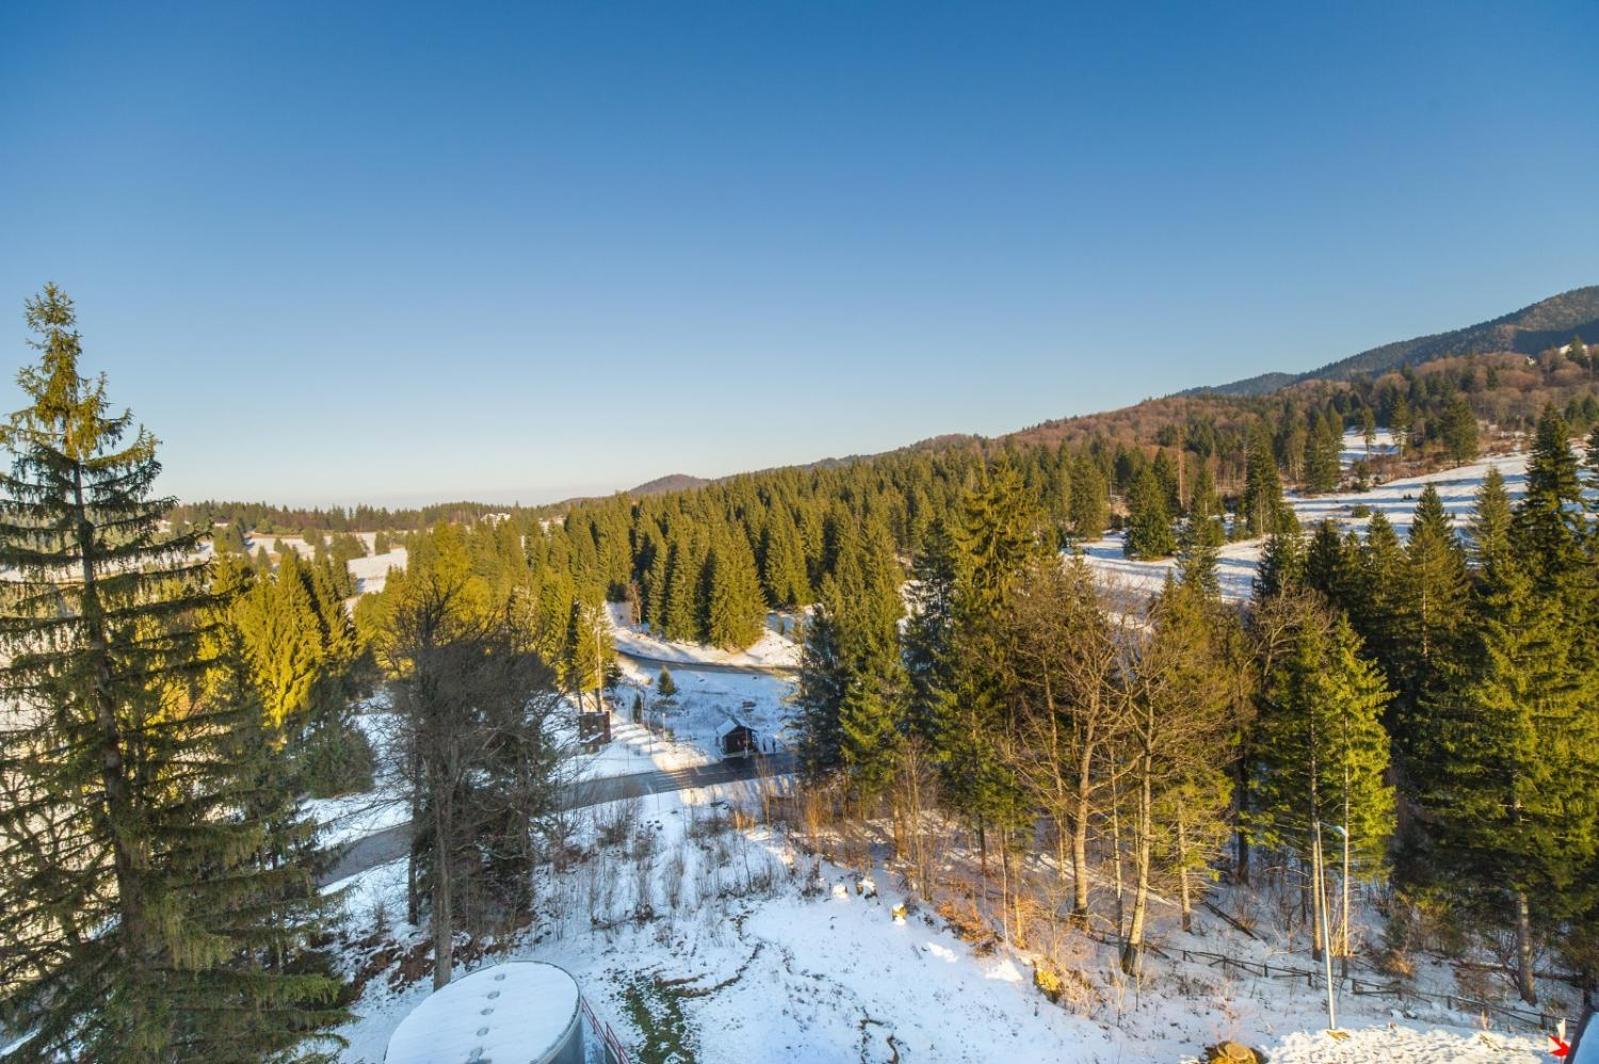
(1184, 284, 1599, 397)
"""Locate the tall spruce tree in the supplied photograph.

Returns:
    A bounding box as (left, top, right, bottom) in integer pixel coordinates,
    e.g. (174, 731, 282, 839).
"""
(1068, 456, 1109, 540)
(1124, 466, 1177, 560)
(705, 526, 765, 649)
(1243, 421, 1284, 537)
(0, 286, 344, 1061)
(1250, 605, 1394, 961)
(1175, 462, 1225, 597)
(1425, 538, 1599, 1003)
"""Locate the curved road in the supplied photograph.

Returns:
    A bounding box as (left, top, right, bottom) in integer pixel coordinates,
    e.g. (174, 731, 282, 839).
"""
(321, 752, 796, 886)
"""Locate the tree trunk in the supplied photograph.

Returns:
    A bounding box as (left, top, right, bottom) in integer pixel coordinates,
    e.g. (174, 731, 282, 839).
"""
(432, 780, 454, 989)
(1070, 755, 1093, 925)
(75, 472, 151, 988)
(1515, 888, 1537, 1005)
(1234, 740, 1251, 885)
(1177, 806, 1192, 933)
(1120, 758, 1152, 976)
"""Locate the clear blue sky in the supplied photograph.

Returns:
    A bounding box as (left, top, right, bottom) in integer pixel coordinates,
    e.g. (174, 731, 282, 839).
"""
(2, 2, 1595, 507)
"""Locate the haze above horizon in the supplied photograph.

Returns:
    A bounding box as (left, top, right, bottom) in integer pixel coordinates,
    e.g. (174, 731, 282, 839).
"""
(3, 2, 1596, 508)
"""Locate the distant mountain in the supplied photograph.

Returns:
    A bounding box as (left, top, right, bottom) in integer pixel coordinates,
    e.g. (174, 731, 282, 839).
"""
(627, 473, 710, 496)
(1189, 285, 1599, 397)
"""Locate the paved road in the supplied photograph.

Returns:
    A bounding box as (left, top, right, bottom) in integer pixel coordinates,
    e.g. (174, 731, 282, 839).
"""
(320, 752, 797, 886)
(613, 646, 798, 678)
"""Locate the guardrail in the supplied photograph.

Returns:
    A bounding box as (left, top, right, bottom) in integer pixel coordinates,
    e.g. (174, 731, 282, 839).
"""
(579, 995, 633, 1064)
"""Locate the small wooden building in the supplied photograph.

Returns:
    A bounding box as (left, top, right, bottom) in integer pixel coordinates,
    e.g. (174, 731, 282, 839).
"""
(577, 711, 611, 751)
(716, 717, 757, 759)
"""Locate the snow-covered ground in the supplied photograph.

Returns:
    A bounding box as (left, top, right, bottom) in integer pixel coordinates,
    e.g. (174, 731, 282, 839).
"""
(330, 782, 1120, 1063)
(1080, 437, 1533, 603)
(327, 777, 1557, 1064)
(611, 653, 793, 759)
(345, 546, 407, 595)
(244, 533, 407, 596)
(607, 602, 802, 671)
(1262, 1024, 1544, 1063)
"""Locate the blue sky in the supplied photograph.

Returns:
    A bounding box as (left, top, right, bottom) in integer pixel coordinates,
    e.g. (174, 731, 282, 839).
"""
(2, 2, 1595, 507)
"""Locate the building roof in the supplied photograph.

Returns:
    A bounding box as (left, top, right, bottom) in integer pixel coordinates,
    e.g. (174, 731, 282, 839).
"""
(386, 961, 580, 1064)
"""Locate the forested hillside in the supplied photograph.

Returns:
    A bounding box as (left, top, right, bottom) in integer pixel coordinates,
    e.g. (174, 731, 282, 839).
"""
(1196, 284, 1599, 396)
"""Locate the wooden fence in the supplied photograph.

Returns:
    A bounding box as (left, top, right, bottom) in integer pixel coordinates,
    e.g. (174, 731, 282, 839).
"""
(1080, 926, 1569, 1034)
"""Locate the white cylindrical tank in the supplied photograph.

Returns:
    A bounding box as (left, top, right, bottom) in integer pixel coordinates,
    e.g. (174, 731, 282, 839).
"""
(385, 961, 583, 1064)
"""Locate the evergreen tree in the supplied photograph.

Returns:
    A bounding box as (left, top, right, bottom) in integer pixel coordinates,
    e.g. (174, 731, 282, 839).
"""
(1253, 509, 1303, 602)
(1303, 413, 1341, 494)
(705, 526, 766, 649)
(1389, 485, 1469, 773)
(660, 531, 701, 643)
(1250, 607, 1395, 960)
(1068, 455, 1109, 540)
(903, 515, 960, 741)
(1425, 544, 1599, 1002)
(0, 286, 344, 1060)
(758, 505, 811, 609)
(1467, 466, 1513, 570)
(1175, 462, 1224, 597)
(1124, 466, 1177, 559)
(1514, 405, 1586, 596)
(1439, 396, 1479, 463)
(1243, 421, 1284, 536)
(1390, 394, 1413, 456)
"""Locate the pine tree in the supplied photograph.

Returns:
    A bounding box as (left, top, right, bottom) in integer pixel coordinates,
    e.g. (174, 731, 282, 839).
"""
(758, 505, 811, 609)
(1068, 455, 1109, 540)
(0, 286, 344, 1060)
(1253, 509, 1303, 602)
(1425, 545, 1599, 1003)
(903, 515, 960, 741)
(1175, 462, 1225, 597)
(1514, 405, 1586, 596)
(660, 531, 701, 643)
(1439, 395, 1478, 463)
(1390, 394, 1413, 456)
(1124, 466, 1177, 560)
(1250, 606, 1394, 961)
(1468, 465, 1513, 570)
(1303, 413, 1341, 494)
(1243, 421, 1284, 536)
(1389, 485, 1469, 774)
(705, 525, 766, 649)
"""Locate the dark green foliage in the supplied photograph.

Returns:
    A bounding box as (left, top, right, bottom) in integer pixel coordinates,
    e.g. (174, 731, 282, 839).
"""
(1124, 466, 1176, 559)
(1439, 396, 1479, 463)
(0, 286, 345, 1061)
(705, 526, 766, 649)
(1068, 456, 1109, 540)
(1242, 421, 1284, 536)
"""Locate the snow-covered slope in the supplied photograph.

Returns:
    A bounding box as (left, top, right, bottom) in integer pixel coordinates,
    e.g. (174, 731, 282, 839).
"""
(1080, 440, 1532, 603)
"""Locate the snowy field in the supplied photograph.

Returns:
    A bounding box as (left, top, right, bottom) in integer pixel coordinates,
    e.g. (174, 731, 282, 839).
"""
(327, 778, 1554, 1064)
(245, 532, 408, 595)
(607, 602, 802, 671)
(611, 653, 793, 758)
(1080, 435, 1533, 603)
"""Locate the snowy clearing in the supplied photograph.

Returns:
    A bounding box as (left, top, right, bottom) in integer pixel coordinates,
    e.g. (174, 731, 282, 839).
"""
(607, 602, 802, 671)
(1079, 440, 1532, 603)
